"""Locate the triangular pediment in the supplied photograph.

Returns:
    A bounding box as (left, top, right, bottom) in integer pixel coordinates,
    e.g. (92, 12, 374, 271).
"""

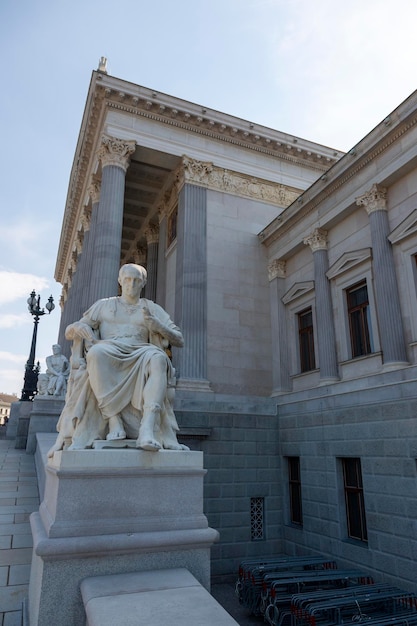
(326, 248, 372, 280)
(282, 281, 315, 304)
(388, 209, 417, 244)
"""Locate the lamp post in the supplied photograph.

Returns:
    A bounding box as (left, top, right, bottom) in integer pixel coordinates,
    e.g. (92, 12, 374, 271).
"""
(20, 291, 55, 401)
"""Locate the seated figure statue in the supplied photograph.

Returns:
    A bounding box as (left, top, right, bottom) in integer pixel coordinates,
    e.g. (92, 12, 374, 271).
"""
(45, 344, 70, 396)
(48, 264, 188, 456)
(37, 344, 70, 397)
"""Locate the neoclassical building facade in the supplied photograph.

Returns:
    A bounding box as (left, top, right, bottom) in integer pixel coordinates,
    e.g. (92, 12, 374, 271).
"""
(55, 61, 417, 588)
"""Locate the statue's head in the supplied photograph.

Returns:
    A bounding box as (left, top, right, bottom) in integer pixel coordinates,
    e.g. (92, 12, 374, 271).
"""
(118, 264, 147, 297)
(52, 344, 62, 354)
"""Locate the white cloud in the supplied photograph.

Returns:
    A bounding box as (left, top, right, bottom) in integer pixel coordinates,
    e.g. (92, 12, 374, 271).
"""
(0, 313, 30, 329)
(0, 352, 28, 396)
(0, 270, 50, 305)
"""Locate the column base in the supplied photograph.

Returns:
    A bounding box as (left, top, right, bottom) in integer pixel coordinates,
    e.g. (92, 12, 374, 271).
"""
(176, 378, 213, 392)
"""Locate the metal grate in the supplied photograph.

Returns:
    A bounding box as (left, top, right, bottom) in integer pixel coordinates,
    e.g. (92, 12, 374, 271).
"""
(250, 497, 265, 541)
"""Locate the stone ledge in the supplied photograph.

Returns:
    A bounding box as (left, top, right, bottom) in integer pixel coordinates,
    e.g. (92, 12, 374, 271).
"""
(81, 568, 238, 626)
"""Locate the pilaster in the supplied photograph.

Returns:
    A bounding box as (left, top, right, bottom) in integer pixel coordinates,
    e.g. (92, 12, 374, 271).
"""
(304, 228, 339, 382)
(268, 260, 291, 393)
(356, 184, 408, 365)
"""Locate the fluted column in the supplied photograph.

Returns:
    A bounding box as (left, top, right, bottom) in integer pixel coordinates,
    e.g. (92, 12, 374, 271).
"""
(269, 260, 291, 393)
(356, 184, 408, 365)
(174, 183, 210, 390)
(156, 210, 167, 307)
(144, 224, 159, 302)
(89, 135, 136, 303)
(304, 228, 339, 382)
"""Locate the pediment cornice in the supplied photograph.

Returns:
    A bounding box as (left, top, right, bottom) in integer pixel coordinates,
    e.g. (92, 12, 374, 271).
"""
(282, 281, 315, 304)
(388, 209, 417, 244)
(326, 248, 372, 280)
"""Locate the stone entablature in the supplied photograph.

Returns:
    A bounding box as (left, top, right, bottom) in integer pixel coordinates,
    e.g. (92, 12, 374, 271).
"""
(170, 156, 300, 208)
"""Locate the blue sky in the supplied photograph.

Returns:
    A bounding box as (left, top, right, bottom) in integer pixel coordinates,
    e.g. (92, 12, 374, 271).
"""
(1, 0, 417, 394)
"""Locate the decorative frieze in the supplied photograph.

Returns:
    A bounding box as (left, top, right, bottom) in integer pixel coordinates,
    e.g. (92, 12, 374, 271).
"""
(174, 156, 300, 207)
(268, 259, 286, 281)
(97, 135, 136, 172)
(356, 184, 387, 215)
(303, 228, 328, 252)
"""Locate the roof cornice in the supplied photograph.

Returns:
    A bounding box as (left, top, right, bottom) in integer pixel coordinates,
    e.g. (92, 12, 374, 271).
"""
(259, 89, 417, 249)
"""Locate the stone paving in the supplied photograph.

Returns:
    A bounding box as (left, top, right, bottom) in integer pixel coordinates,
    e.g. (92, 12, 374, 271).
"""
(0, 436, 39, 626)
(0, 432, 261, 626)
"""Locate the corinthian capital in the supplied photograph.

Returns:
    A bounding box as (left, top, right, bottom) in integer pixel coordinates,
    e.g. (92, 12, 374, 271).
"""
(303, 228, 328, 252)
(268, 259, 286, 281)
(145, 223, 159, 245)
(356, 184, 387, 215)
(97, 135, 136, 172)
(177, 155, 214, 187)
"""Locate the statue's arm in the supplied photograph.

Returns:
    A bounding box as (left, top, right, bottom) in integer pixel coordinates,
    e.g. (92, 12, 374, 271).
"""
(143, 303, 184, 348)
(65, 317, 98, 344)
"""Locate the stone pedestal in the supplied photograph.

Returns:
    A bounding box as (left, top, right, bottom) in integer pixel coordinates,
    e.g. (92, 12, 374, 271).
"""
(28, 444, 219, 626)
(26, 396, 64, 454)
(6, 400, 33, 443)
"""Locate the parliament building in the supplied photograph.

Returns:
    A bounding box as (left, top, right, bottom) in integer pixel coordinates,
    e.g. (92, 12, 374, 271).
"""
(55, 60, 417, 589)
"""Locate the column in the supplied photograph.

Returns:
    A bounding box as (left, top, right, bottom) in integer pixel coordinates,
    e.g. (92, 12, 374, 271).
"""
(268, 260, 291, 393)
(174, 183, 211, 390)
(304, 228, 339, 382)
(144, 223, 159, 302)
(89, 135, 136, 303)
(356, 184, 408, 365)
(156, 210, 167, 307)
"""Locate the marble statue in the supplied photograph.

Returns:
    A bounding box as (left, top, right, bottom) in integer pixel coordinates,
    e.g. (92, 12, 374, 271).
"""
(48, 264, 188, 456)
(37, 344, 69, 397)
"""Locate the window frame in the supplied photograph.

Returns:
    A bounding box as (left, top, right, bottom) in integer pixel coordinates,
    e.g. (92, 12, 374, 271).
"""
(287, 456, 303, 526)
(298, 308, 316, 373)
(346, 280, 373, 358)
(341, 457, 368, 542)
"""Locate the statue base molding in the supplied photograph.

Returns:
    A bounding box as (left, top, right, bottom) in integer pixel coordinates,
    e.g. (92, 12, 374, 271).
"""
(28, 435, 219, 626)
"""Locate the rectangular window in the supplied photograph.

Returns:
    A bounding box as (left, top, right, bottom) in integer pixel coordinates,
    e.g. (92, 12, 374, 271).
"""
(250, 497, 265, 541)
(288, 457, 303, 525)
(342, 458, 368, 542)
(298, 307, 316, 372)
(346, 281, 371, 357)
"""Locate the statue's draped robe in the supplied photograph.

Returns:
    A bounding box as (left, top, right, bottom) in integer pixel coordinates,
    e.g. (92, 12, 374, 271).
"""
(55, 297, 179, 449)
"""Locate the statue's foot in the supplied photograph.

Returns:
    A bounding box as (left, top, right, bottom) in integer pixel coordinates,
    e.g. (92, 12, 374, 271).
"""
(106, 415, 126, 441)
(136, 436, 162, 451)
(47, 443, 62, 458)
(67, 442, 86, 451)
(163, 442, 190, 451)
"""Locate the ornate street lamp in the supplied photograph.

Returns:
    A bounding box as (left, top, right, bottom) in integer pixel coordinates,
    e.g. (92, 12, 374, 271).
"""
(20, 291, 55, 401)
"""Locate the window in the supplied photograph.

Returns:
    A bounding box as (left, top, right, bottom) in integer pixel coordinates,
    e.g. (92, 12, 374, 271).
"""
(250, 497, 265, 541)
(167, 205, 178, 247)
(342, 458, 368, 542)
(298, 307, 316, 372)
(288, 457, 303, 525)
(346, 281, 372, 357)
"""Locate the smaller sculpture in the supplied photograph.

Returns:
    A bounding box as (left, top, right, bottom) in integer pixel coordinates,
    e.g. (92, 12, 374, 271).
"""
(37, 345, 70, 397)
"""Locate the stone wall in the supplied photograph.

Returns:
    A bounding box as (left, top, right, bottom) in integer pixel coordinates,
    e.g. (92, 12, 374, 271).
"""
(177, 407, 282, 581)
(277, 375, 417, 593)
